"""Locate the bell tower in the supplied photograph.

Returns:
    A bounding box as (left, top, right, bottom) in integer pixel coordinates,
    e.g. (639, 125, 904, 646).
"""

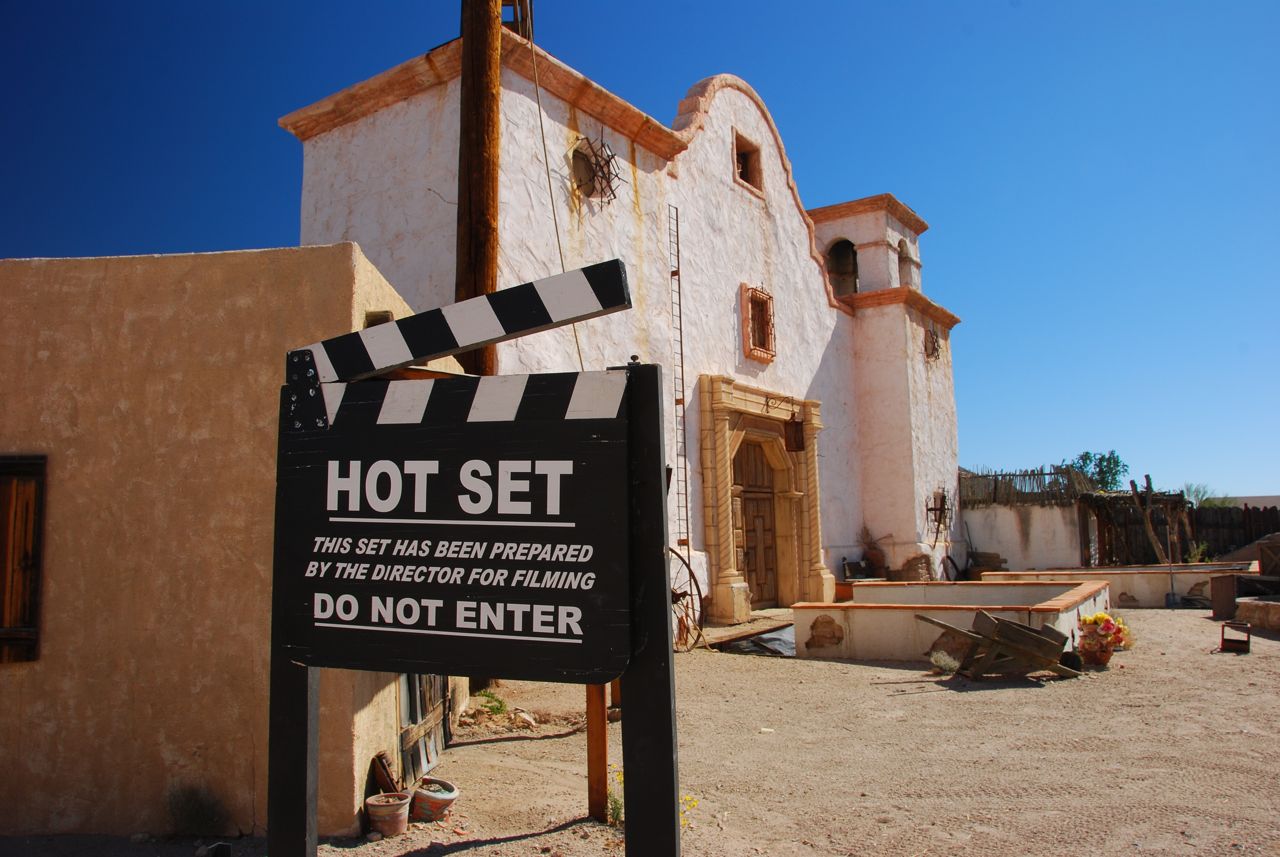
(810, 194, 963, 578)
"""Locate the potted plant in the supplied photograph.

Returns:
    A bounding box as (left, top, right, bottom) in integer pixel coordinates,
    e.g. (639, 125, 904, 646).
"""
(411, 776, 459, 822)
(365, 792, 411, 836)
(1077, 611, 1132, 667)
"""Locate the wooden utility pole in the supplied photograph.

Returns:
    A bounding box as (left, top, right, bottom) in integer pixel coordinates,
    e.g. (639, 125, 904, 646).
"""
(455, 0, 502, 375)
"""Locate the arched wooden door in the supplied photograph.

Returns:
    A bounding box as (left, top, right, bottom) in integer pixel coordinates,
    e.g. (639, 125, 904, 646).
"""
(733, 442, 777, 608)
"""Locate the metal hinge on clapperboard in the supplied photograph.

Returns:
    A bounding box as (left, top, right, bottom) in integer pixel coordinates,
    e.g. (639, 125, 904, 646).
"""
(282, 259, 631, 427)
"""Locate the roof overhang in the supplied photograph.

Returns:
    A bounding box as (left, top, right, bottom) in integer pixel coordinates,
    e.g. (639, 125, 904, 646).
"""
(807, 193, 929, 236)
(279, 31, 687, 160)
(851, 287, 960, 329)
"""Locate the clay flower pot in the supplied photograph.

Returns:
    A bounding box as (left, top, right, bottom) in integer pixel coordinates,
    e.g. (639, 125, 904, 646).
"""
(365, 792, 411, 837)
(411, 777, 460, 822)
(1078, 640, 1115, 668)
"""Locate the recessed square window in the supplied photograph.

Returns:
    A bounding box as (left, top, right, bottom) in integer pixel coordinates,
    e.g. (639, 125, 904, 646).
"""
(740, 284, 775, 363)
(733, 132, 763, 193)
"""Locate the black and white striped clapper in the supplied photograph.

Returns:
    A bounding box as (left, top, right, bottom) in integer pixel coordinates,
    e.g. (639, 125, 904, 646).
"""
(272, 259, 647, 684)
(294, 259, 629, 383)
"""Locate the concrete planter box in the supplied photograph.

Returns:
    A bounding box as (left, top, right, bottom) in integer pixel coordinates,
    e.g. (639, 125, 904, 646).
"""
(794, 580, 1109, 662)
(981, 562, 1257, 608)
(1236, 597, 1280, 632)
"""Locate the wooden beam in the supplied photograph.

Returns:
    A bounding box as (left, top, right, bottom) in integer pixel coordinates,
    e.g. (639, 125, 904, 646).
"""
(456, 0, 502, 375)
(1130, 476, 1169, 565)
(586, 683, 608, 822)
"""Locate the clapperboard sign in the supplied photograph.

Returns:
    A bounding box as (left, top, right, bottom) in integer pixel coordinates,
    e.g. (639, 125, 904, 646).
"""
(268, 260, 680, 857)
(273, 261, 634, 681)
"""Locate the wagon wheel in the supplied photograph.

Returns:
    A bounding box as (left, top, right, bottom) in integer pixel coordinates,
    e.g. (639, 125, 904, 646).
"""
(667, 546, 708, 652)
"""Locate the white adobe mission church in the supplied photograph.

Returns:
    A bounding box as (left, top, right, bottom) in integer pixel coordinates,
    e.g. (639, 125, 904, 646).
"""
(281, 29, 963, 625)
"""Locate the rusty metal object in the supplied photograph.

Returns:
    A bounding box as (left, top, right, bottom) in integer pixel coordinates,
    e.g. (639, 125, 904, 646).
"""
(1219, 621, 1251, 654)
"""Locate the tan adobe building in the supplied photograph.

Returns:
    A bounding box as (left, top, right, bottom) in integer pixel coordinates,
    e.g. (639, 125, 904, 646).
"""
(0, 244, 460, 837)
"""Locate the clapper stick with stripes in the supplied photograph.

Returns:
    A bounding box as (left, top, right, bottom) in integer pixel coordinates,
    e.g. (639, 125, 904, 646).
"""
(294, 258, 629, 384)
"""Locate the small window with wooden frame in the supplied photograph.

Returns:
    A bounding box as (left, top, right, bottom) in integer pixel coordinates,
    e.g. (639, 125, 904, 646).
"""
(733, 131, 763, 195)
(1, 456, 45, 664)
(740, 284, 775, 363)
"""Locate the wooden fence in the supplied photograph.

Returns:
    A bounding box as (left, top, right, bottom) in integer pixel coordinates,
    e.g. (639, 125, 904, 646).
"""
(959, 467, 1092, 508)
(1192, 505, 1280, 556)
(1090, 503, 1279, 566)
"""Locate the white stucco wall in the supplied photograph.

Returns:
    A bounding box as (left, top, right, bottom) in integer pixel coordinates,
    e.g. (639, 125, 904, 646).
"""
(851, 304, 916, 564)
(668, 84, 860, 583)
(300, 80, 461, 312)
(296, 68, 867, 599)
(847, 301, 961, 575)
(963, 504, 1083, 570)
(905, 307, 962, 570)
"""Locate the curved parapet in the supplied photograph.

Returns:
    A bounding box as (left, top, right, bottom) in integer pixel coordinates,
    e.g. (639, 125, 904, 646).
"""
(672, 74, 849, 316)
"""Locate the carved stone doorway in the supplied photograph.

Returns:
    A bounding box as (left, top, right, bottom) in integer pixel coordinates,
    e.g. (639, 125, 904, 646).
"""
(699, 375, 835, 624)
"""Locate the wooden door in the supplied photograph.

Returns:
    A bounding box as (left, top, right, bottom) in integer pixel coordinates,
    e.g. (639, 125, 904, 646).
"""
(742, 495, 777, 606)
(399, 673, 449, 785)
(734, 443, 777, 608)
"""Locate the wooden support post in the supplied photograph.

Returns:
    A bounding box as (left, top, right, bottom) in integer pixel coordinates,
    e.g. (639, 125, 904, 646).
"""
(455, 0, 502, 376)
(609, 678, 622, 709)
(619, 363, 681, 856)
(1130, 476, 1169, 565)
(586, 683, 608, 822)
(267, 645, 318, 856)
(268, 422, 320, 857)
(1181, 505, 1197, 555)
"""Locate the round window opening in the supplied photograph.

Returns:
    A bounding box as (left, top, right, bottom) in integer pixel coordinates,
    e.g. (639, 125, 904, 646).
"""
(571, 147, 596, 195)
(568, 134, 624, 203)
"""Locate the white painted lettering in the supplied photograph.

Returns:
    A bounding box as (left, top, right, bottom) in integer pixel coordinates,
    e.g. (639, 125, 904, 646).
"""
(327, 461, 361, 511)
(535, 460, 573, 514)
(364, 460, 402, 513)
(458, 460, 493, 514)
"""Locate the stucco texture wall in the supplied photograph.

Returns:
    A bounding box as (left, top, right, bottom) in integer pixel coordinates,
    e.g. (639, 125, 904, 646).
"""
(852, 304, 916, 565)
(904, 306, 961, 571)
(964, 505, 1083, 571)
(0, 243, 436, 836)
(850, 301, 961, 576)
(301, 82, 462, 315)
(669, 81, 860, 576)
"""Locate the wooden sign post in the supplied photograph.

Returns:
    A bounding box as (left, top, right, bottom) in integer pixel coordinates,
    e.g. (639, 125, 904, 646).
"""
(267, 260, 679, 856)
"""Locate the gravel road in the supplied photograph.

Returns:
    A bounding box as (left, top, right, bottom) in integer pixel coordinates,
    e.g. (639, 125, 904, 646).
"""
(4, 608, 1277, 856)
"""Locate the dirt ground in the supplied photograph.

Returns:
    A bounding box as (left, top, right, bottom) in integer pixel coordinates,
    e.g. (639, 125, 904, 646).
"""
(4, 608, 1278, 856)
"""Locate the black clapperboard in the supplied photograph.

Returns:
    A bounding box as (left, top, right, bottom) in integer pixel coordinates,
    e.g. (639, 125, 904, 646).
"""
(269, 259, 679, 857)
(273, 260, 635, 682)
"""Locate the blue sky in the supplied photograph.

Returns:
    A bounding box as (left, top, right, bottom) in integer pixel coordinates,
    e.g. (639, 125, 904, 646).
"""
(3, 1, 1277, 496)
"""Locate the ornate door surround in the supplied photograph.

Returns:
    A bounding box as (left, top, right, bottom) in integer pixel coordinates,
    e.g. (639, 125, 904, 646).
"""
(698, 375, 835, 624)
